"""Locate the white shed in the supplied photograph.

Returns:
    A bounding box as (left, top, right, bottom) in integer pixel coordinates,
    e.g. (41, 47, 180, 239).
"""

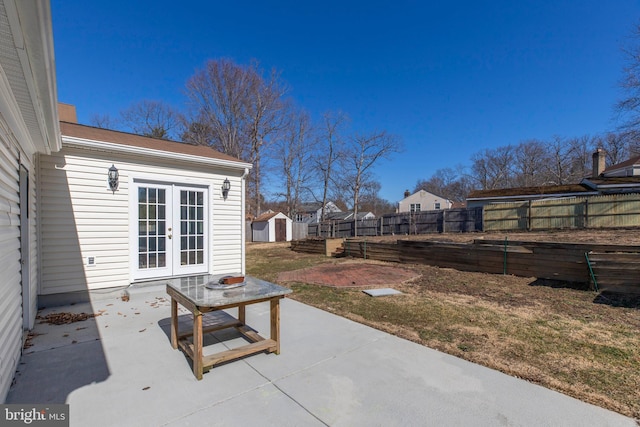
(252, 212, 292, 242)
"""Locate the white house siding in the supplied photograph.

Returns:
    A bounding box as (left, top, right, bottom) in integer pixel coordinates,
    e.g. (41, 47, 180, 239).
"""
(0, 120, 22, 402)
(39, 146, 246, 295)
(398, 190, 452, 213)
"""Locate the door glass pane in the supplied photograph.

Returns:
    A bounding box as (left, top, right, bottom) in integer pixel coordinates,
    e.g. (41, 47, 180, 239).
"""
(137, 186, 167, 270)
(179, 189, 205, 266)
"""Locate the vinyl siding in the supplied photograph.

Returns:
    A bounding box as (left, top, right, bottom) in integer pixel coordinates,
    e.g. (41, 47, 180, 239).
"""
(39, 146, 246, 295)
(0, 118, 22, 402)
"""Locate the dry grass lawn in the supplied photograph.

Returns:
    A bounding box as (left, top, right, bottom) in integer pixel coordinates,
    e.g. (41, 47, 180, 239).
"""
(246, 233, 640, 419)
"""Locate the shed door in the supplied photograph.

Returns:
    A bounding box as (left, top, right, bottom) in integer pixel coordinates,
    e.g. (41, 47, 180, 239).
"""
(132, 182, 208, 280)
(275, 218, 286, 242)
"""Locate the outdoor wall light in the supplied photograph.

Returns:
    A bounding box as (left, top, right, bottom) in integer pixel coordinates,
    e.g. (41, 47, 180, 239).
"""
(108, 164, 119, 193)
(222, 178, 231, 200)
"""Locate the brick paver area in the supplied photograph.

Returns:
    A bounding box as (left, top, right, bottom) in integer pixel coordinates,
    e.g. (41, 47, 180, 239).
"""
(277, 263, 420, 288)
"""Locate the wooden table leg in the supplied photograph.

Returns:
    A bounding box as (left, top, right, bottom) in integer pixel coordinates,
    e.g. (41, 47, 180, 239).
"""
(270, 297, 280, 354)
(238, 304, 246, 325)
(193, 308, 203, 380)
(170, 296, 178, 349)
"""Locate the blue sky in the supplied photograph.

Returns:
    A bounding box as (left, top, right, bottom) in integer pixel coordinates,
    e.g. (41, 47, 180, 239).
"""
(52, 1, 640, 203)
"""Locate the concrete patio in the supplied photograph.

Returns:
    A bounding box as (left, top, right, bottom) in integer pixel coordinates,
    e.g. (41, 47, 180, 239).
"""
(7, 282, 637, 427)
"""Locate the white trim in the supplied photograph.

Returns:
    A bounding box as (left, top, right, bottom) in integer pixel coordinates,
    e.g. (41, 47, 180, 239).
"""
(241, 168, 249, 274)
(62, 136, 252, 170)
(5, 0, 61, 153)
(129, 181, 173, 281)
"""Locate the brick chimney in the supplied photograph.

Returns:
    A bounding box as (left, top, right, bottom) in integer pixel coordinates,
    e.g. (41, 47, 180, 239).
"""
(58, 103, 77, 123)
(592, 148, 606, 177)
(404, 189, 410, 198)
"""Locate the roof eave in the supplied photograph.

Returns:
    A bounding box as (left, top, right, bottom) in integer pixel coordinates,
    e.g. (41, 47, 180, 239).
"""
(7, 0, 61, 154)
(61, 135, 253, 170)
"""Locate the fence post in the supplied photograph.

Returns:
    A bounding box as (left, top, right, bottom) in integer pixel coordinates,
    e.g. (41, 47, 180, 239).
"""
(527, 200, 532, 231)
(584, 198, 589, 229)
(442, 209, 446, 233)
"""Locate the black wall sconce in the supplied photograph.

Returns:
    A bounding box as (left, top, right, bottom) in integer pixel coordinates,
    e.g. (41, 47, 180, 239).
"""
(108, 164, 119, 193)
(222, 178, 230, 200)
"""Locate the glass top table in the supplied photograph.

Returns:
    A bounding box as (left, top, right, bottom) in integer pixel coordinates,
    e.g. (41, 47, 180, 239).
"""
(166, 273, 291, 308)
(165, 274, 292, 380)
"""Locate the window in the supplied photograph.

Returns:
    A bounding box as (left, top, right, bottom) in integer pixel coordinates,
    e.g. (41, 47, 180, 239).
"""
(434, 202, 441, 210)
(410, 203, 421, 213)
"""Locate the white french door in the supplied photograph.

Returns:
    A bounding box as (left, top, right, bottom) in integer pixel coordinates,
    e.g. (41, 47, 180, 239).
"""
(132, 182, 209, 280)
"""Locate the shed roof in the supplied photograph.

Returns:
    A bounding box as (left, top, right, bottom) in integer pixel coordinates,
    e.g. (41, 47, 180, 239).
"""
(253, 211, 291, 222)
(60, 121, 244, 164)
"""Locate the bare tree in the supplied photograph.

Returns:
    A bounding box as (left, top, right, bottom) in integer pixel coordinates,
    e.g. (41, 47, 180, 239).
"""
(119, 100, 183, 139)
(414, 166, 472, 202)
(315, 111, 348, 221)
(545, 136, 577, 185)
(245, 64, 288, 215)
(184, 58, 257, 159)
(184, 58, 288, 215)
(274, 108, 315, 217)
(565, 135, 594, 180)
(470, 145, 515, 190)
(340, 130, 402, 234)
(616, 22, 640, 137)
(595, 132, 631, 166)
(90, 113, 118, 129)
(512, 140, 548, 187)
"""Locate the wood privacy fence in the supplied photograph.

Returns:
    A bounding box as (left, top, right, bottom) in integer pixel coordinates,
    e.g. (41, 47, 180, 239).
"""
(484, 193, 640, 231)
(301, 193, 640, 238)
(335, 238, 640, 294)
(307, 208, 483, 238)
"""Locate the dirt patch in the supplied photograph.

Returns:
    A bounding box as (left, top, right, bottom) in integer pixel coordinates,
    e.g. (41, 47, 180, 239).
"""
(277, 262, 420, 288)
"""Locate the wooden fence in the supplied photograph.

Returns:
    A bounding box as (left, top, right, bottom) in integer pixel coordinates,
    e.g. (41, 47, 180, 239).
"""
(484, 193, 640, 231)
(307, 208, 483, 238)
(298, 193, 640, 239)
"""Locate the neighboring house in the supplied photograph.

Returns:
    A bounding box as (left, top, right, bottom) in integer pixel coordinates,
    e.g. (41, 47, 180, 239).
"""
(466, 150, 640, 208)
(294, 201, 341, 223)
(0, 0, 252, 401)
(325, 211, 375, 221)
(397, 189, 453, 213)
(251, 211, 292, 242)
(0, 0, 60, 401)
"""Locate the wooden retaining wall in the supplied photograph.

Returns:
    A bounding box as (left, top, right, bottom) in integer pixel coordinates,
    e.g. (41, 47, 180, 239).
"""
(291, 237, 344, 256)
(339, 238, 640, 293)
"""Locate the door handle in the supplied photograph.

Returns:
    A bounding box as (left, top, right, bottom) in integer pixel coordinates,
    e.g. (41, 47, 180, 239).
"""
(168, 234, 172, 239)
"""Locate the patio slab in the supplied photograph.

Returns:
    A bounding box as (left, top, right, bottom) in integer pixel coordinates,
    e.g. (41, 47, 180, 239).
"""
(6, 285, 637, 427)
